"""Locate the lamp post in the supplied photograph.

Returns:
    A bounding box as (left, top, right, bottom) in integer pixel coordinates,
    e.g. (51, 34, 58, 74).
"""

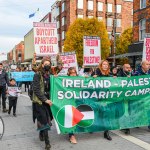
(113, 18, 116, 67)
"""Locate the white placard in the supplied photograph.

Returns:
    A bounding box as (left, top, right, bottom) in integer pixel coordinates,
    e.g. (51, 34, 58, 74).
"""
(58, 52, 78, 75)
(33, 22, 58, 56)
(8, 87, 21, 97)
(83, 36, 101, 66)
(142, 37, 150, 61)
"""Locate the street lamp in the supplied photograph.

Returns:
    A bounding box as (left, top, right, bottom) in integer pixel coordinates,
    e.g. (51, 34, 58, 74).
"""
(113, 19, 117, 67)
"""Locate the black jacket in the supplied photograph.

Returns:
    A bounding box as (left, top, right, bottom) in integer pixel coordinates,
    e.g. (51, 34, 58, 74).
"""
(33, 73, 50, 103)
(92, 68, 110, 77)
(0, 70, 9, 86)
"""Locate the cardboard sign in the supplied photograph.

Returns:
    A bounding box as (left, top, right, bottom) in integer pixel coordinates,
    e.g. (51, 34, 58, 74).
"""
(8, 87, 21, 97)
(58, 52, 78, 75)
(142, 37, 150, 61)
(33, 22, 58, 56)
(83, 36, 101, 66)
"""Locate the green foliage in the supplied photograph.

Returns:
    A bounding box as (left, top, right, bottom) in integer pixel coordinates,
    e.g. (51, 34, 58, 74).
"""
(116, 28, 133, 55)
(63, 18, 110, 66)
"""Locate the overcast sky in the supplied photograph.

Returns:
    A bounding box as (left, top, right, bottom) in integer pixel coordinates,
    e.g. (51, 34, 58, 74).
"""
(0, 0, 56, 60)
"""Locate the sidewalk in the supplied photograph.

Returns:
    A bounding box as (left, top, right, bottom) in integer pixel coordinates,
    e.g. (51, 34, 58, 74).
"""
(0, 92, 148, 150)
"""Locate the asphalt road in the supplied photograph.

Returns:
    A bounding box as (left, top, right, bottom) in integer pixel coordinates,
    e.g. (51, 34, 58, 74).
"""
(0, 92, 150, 150)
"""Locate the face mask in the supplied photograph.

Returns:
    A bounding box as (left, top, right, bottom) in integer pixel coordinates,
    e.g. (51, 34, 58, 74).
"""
(44, 65, 50, 71)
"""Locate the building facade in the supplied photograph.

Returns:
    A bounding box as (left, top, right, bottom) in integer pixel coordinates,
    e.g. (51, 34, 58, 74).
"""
(7, 41, 24, 65)
(128, 0, 150, 66)
(52, 0, 133, 51)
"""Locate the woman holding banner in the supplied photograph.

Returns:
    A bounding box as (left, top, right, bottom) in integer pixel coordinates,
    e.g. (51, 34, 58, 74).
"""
(92, 60, 112, 141)
(32, 57, 53, 150)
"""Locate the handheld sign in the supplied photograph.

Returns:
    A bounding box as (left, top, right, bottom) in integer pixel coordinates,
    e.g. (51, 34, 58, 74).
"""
(83, 36, 101, 66)
(33, 22, 59, 56)
(58, 52, 78, 75)
(142, 36, 150, 61)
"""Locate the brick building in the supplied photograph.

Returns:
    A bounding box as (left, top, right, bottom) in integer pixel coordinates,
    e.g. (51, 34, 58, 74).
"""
(51, 0, 133, 52)
(128, 0, 150, 66)
(7, 41, 24, 65)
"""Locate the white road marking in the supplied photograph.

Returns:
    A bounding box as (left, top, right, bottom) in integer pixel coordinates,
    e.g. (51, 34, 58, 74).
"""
(112, 130, 150, 150)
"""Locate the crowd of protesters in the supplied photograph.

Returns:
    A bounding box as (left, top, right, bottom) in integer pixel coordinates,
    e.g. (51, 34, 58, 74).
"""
(0, 56, 150, 150)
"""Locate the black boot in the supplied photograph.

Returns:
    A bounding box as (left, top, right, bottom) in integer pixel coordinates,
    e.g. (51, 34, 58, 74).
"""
(44, 130, 51, 150)
(39, 131, 44, 141)
(124, 129, 130, 135)
(104, 131, 112, 141)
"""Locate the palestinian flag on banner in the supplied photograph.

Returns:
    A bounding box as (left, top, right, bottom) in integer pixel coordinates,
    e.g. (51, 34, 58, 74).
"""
(56, 105, 94, 128)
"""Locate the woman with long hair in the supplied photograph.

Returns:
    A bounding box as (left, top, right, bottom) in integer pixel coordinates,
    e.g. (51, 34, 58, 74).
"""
(92, 60, 112, 141)
(32, 57, 53, 150)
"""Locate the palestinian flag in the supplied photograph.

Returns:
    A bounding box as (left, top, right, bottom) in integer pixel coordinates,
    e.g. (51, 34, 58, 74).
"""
(56, 105, 94, 128)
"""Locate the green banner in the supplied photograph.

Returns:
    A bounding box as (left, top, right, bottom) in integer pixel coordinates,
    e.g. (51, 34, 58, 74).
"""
(50, 75, 150, 134)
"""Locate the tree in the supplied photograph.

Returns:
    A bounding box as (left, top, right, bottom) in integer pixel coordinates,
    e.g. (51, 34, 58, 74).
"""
(63, 18, 110, 66)
(116, 27, 133, 55)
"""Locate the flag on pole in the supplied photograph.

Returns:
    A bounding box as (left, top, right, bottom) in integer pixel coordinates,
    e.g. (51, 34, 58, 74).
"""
(29, 8, 39, 18)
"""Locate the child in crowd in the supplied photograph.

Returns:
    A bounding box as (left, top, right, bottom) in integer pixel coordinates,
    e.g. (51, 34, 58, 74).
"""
(7, 78, 21, 117)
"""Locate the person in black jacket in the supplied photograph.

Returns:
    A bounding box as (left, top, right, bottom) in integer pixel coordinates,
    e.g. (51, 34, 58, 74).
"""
(0, 63, 9, 112)
(32, 57, 53, 150)
(92, 60, 112, 141)
(118, 63, 132, 135)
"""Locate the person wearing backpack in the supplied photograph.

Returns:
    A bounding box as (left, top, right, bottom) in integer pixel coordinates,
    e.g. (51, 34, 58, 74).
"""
(32, 57, 53, 150)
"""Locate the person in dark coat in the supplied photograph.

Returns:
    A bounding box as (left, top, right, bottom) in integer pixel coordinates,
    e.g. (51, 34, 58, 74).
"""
(0, 62, 9, 112)
(134, 60, 150, 130)
(92, 60, 112, 141)
(118, 63, 132, 135)
(32, 57, 53, 150)
(134, 60, 150, 76)
(117, 64, 132, 77)
(110, 67, 118, 77)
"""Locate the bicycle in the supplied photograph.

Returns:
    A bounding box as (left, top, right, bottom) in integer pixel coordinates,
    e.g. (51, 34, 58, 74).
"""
(0, 116, 4, 140)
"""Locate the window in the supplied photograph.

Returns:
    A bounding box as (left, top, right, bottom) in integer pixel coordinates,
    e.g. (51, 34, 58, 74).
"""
(131, 9, 133, 15)
(140, 0, 146, 9)
(57, 21, 60, 28)
(77, 0, 83, 9)
(108, 32, 112, 40)
(139, 19, 146, 40)
(62, 31, 65, 40)
(88, 0, 93, 10)
(116, 19, 121, 27)
(107, 3, 112, 12)
(131, 21, 133, 27)
(116, 5, 121, 13)
(88, 16, 93, 18)
(77, 15, 84, 18)
(97, 2, 103, 11)
(107, 18, 113, 27)
(97, 17, 103, 21)
(58, 34, 60, 41)
(62, 17, 66, 26)
(62, 2, 65, 12)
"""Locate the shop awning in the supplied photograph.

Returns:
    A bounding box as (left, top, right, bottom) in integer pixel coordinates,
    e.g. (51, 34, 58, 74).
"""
(109, 52, 142, 59)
